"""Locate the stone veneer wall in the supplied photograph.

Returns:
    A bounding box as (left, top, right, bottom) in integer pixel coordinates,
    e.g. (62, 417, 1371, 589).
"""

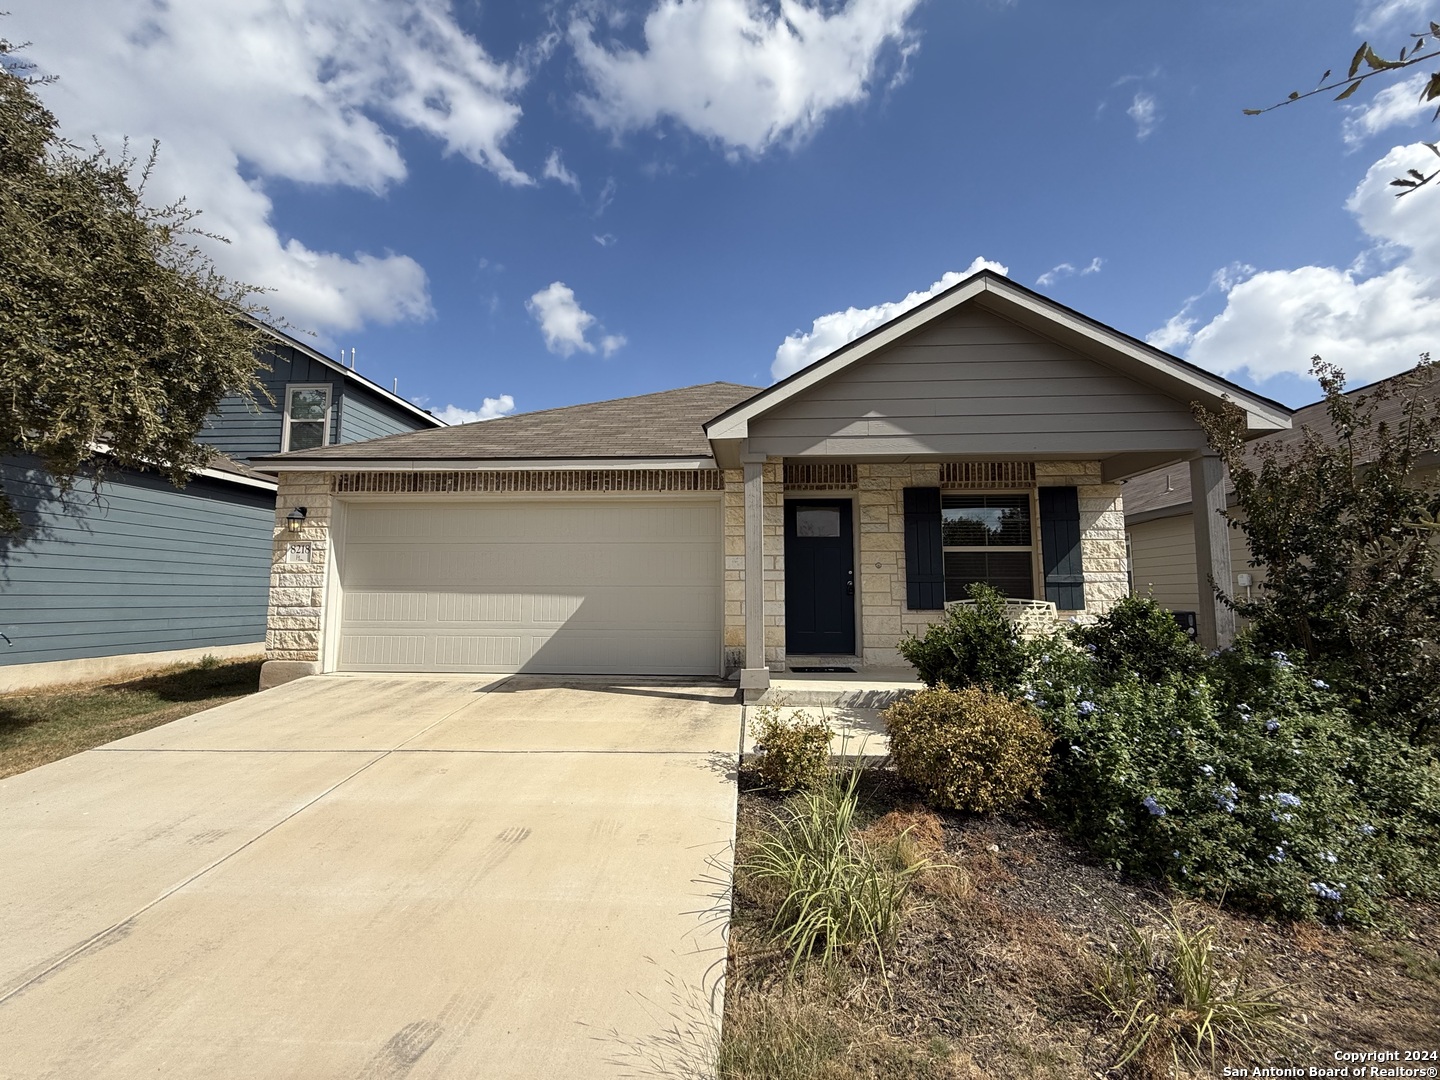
(265, 462, 1127, 673)
(266, 471, 336, 664)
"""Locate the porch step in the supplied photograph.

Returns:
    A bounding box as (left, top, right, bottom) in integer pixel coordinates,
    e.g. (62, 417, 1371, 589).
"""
(754, 666, 922, 709)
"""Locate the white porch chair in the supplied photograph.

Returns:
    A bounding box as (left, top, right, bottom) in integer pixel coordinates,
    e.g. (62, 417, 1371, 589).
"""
(944, 597, 1059, 639)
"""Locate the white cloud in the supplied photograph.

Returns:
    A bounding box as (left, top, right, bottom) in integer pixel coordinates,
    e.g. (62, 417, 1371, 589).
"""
(543, 149, 581, 191)
(1357, 0, 1428, 31)
(570, 0, 925, 155)
(1036, 256, 1103, 288)
(1343, 72, 1432, 147)
(8, 0, 532, 335)
(526, 281, 626, 357)
(771, 257, 1009, 381)
(435, 396, 516, 424)
(593, 233, 617, 247)
(1127, 91, 1160, 139)
(1153, 144, 1440, 384)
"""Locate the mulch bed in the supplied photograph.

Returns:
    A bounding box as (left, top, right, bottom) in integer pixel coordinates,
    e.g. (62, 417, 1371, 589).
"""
(726, 766, 1440, 1078)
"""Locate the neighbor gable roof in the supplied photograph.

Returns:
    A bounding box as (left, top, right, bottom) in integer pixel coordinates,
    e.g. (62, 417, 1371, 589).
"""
(252, 382, 760, 469)
(1123, 364, 1440, 522)
(705, 271, 1292, 442)
(251, 321, 446, 430)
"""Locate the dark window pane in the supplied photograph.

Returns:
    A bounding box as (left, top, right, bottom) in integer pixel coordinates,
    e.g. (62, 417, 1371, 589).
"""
(288, 388, 329, 421)
(795, 508, 841, 537)
(944, 550, 1034, 601)
(941, 494, 1030, 547)
(288, 421, 324, 450)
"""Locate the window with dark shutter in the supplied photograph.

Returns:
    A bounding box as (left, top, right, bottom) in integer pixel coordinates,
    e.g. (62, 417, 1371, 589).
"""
(940, 492, 1036, 601)
(1038, 486, 1085, 610)
(903, 487, 944, 610)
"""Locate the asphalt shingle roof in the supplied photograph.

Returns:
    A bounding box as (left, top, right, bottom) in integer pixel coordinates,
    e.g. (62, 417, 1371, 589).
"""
(265, 382, 761, 463)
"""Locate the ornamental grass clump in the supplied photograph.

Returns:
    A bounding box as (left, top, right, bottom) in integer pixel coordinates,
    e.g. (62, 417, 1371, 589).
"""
(883, 685, 1050, 812)
(743, 769, 927, 979)
(1088, 904, 1291, 1074)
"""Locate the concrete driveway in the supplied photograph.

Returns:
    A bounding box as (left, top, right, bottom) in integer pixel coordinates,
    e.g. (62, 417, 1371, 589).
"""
(0, 674, 742, 1080)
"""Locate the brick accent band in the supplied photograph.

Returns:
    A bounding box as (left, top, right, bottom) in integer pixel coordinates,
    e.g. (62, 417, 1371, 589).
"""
(333, 469, 726, 494)
(783, 463, 857, 489)
(939, 461, 1036, 489)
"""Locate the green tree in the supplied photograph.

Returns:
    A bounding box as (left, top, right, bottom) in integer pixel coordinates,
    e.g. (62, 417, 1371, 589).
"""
(1194, 359, 1440, 745)
(0, 38, 266, 534)
(1247, 22, 1440, 194)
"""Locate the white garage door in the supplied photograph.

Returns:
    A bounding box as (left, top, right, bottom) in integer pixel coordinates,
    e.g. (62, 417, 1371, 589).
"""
(335, 499, 722, 675)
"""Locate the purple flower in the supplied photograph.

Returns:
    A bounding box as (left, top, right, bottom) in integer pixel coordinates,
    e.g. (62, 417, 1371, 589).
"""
(1276, 792, 1301, 808)
(1309, 881, 1343, 903)
(1200, 764, 1215, 776)
(1359, 823, 1376, 836)
(1267, 847, 1287, 863)
(1078, 700, 1097, 716)
(1141, 795, 1167, 817)
(1322, 851, 1338, 864)
(1265, 719, 1280, 733)
(1312, 679, 1329, 689)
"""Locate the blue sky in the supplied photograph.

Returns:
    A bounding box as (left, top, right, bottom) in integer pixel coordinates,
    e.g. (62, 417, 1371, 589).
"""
(13, 0, 1440, 422)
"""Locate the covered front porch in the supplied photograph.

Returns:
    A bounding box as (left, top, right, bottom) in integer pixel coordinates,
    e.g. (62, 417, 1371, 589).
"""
(720, 456, 1141, 699)
(704, 273, 1291, 700)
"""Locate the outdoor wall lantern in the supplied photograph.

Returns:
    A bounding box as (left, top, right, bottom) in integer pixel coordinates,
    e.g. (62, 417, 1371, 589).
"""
(285, 506, 308, 534)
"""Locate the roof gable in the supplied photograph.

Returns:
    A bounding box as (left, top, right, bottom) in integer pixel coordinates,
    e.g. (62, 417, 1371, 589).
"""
(707, 272, 1291, 442)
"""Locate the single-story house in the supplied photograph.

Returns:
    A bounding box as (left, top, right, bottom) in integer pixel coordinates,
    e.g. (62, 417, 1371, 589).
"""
(1125, 365, 1440, 616)
(0, 325, 441, 691)
(251, 271, 1292, 696)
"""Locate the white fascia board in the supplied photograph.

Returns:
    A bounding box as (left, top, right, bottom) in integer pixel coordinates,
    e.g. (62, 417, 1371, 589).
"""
(194, 466, 277, 492)
(253, 323, 445, 429)
(88, 440, 278, 492)
(704, 276, 991, 440)
(250, 456, 718, 472)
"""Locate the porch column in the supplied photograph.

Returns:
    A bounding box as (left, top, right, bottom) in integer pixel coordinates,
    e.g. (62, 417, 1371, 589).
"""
(740, 452, 770, 700)
(1189, 453, 1236, 650)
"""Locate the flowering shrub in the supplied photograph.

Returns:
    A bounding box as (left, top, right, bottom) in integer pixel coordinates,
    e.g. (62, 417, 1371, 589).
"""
(897, 583, 1027, 693)
(1033, 641, 1440, 922)
(883, 685, 1050, 812)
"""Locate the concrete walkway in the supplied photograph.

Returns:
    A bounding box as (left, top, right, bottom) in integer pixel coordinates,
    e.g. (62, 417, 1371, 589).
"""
(0, 674, 741, 1080)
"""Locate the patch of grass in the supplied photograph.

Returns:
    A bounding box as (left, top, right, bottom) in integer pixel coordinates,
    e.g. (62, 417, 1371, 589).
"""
(719, 979, 983, 1080)
(744, 768, 928, 979)
(1360, 938, 1440, 988)
(1087, 904, 1291, 1076)
(0, 656, 263, 777)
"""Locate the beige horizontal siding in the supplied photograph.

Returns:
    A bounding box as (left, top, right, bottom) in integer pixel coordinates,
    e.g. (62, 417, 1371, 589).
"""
(1128, 512, 1259, 614)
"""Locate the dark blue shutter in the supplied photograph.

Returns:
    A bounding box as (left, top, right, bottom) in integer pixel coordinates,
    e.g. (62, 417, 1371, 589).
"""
(1039, 486, 1085, 610)
(903, 487, 944, 610)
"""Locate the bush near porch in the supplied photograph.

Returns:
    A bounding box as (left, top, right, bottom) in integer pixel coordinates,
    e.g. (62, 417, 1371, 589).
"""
(891, 595, 1440, 925)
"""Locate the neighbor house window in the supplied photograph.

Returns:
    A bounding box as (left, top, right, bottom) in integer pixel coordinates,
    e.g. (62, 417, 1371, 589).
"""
(283, 385, 332, 451)
(941, 493, 1036, 600)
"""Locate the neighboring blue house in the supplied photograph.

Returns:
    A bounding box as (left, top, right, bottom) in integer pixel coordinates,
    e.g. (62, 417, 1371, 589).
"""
(0, 325, 443, 690)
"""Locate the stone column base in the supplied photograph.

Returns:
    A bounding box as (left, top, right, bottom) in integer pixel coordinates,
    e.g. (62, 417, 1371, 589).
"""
(259, 660, 321, 690)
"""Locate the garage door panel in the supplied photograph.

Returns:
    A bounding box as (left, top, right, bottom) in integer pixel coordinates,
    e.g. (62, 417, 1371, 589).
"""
(337, 500, 722, 675)
(343, 541, 715, 590)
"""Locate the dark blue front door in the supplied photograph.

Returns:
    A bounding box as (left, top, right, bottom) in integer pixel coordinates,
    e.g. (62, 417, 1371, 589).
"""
(784, 499, 856, 655)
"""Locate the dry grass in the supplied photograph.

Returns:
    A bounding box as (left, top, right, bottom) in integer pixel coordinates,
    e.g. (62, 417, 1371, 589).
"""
(0, 656, 263, 777)
(724, 766, 1440, 1080)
